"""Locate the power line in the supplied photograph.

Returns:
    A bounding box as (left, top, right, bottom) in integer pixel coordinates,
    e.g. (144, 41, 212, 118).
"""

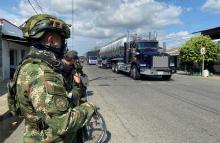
(27, 0, 38, 14)
(35, 0, 44, 13)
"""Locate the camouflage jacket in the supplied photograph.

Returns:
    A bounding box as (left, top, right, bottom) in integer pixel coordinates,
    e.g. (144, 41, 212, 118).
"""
(16, 49, 94, 143)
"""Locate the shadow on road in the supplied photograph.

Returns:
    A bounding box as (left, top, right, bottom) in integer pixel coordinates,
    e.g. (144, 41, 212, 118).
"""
(89, 77, 103, 82)
(140, 75, 175, 81)
(87, 90, 94, 97)
(0, 111, 24, 143)
(89, 75, 125, 82)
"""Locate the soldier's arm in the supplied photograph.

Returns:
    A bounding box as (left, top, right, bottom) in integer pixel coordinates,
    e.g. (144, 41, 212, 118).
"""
(22, 63, 94, 135)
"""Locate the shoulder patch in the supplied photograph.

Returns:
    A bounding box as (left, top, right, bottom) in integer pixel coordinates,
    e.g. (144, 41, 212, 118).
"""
(53, 96, 69, 112)
(45, 81, 65, 96)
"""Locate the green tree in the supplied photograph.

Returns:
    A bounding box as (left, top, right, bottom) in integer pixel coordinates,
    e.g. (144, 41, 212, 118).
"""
(180, 35, 220, 73)
(92, 46, 100, 51)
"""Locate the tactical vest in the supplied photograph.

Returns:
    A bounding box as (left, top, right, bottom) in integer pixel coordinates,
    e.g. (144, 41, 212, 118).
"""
(7, 52, 71, 116)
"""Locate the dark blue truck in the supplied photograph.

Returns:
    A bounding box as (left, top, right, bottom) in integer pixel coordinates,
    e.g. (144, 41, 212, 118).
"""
(99, 34, 175, 80)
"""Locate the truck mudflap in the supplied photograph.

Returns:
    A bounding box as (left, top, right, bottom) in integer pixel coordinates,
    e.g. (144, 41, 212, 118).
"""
(140, 67, 172, 76)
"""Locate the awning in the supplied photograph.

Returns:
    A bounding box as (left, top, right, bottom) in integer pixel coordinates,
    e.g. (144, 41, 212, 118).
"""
(193, 27, 220, 39)
(1, 34, 29, 46)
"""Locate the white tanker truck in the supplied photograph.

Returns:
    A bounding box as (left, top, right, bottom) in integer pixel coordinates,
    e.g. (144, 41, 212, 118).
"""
(99, 34, 175, 80)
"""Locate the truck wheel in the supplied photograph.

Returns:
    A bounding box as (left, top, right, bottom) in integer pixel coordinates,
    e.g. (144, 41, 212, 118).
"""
(115, 64, 119, 73)
(112, 64, 115, 72)
(162, 75, 171, 80)
(131, 66, 140, 80)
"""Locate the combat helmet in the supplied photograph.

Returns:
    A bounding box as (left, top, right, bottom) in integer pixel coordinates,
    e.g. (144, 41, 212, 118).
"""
(21, 14, 70, 39)
(64, 50, 79, 61)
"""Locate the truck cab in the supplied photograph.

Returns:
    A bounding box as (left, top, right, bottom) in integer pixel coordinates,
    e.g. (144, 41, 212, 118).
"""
(114, 40, 173, 80)
(88, 56, 97, 65)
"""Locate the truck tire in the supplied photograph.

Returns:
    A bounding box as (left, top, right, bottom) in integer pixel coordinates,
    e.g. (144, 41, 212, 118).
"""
(162, 75, 171, 80)
(112, 64, 116, 72)
(131, 66, 140, 80)
(115, 64, 119, 73)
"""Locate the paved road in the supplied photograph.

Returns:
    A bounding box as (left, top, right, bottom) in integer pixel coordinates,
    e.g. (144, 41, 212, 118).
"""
(1, 64, 220, 143)
(85, 65, 220, 143)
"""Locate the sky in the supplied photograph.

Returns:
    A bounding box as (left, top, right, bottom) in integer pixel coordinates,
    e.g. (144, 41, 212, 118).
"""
(0, 0, 220, 55)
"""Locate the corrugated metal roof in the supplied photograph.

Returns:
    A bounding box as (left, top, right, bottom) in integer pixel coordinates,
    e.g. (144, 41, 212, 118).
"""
(0, 19, 22, 38)
(193, 26, 220, 39)
(0, 19, 20, 29)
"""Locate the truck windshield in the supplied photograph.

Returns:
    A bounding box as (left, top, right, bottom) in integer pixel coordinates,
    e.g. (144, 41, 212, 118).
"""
(137, 42, 158, 49)
(89, 56, 97, 60)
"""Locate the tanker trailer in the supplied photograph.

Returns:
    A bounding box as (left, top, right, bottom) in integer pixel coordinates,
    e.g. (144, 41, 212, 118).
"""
(99, 34, 174, 80)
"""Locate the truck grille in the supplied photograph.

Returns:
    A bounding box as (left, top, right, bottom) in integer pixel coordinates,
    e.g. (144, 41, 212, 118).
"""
(153, 56, 169, 67)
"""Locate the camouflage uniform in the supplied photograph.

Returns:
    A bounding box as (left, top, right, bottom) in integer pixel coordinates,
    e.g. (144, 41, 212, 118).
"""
(63, 50, 87, 105)
(16, 49, 94, 143)
(15, 14, 95, 143)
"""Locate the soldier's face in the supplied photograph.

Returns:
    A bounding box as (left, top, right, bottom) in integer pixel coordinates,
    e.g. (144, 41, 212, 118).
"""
(64, 59, 75, 66)
(42, 32, 62, 49)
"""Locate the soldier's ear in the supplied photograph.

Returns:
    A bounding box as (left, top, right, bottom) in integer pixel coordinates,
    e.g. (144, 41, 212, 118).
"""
(48, 35, 54, 44)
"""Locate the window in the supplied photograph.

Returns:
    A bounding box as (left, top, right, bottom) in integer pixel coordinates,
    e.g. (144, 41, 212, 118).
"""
(10, 50, 14, 65)
(137, 42, 158, 49)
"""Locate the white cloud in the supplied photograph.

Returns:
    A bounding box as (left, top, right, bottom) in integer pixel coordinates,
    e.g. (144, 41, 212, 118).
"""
(74, 22, 115, 38)
(17, 0, 183, 39)
(19, 0, 37, 16)
(159, 31, 193, 48)
(202, 0, 220, 13)
(96, 0, 182, 29)
(0, 10, 26, 26)
(0, 0, 184, 54)
(166, 31, 189, 39)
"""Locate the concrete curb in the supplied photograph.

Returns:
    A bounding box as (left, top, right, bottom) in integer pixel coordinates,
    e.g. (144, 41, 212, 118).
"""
(176, 71, 220, 80)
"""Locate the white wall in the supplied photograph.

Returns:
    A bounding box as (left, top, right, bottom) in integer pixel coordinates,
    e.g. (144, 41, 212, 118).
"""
(2, 40, 10, 80)
(2, 40, 29, 80)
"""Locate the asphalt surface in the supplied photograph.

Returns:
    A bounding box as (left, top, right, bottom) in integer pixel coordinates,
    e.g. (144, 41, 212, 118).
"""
(85, 64, 220, 143)
(1, 64, 220, 143)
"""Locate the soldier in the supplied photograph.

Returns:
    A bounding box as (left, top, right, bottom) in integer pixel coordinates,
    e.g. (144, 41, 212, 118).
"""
(63, 50, 81, 84)
(62, 50, 88, 106)
(16, 14, 95, 143)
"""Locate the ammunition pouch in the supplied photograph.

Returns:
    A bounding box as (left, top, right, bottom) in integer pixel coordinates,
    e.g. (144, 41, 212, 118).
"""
(26, 118, 49, 132)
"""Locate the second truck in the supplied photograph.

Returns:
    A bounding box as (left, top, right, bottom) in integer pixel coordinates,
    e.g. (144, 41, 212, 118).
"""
(99, 33, 175, 80)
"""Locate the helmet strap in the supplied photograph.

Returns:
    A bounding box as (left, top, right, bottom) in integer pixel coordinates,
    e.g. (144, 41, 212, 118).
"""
(31, 42, 65, 59)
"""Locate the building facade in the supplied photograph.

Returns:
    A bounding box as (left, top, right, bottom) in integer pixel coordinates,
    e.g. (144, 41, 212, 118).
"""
(195, 27, 220, 73)
(0, 19, 29, 81)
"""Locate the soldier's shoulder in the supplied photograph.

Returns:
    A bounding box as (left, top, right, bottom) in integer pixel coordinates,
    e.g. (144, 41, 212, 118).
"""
(22, 55, 56, 69)
(21, 59, 40, 70)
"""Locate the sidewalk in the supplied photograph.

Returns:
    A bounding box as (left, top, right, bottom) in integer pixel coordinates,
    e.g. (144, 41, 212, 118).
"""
(0, 81, 24, 143)
(176, 70, 220, 80)
(0, 81, 8, 116)
(0, 93, 8, 116)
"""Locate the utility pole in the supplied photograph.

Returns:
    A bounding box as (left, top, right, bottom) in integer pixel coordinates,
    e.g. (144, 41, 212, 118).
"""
(200, 47, 206, 77)
(71, 0, 74, 49)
